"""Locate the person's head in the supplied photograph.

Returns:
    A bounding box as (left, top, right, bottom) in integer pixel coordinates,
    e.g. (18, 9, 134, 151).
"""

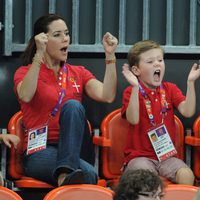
(22, 13, 70, 65)
(128, 40, 165, 89)
(114, 169, 164, 200)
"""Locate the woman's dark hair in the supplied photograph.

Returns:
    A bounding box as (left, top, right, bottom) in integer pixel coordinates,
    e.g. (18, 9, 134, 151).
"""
(21, 14, 65, 65)
(114, 169, 164, 200)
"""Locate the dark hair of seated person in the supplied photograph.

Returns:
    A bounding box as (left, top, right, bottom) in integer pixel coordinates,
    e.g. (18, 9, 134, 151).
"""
(114, 169, 164, 200)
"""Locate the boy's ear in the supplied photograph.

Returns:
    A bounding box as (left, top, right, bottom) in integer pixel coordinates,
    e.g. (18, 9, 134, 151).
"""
(131, 66, 140, 76)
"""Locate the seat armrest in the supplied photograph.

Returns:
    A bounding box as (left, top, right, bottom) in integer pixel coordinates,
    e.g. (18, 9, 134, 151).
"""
(185, 136, 200, 146)
(93, 136, 111, 147)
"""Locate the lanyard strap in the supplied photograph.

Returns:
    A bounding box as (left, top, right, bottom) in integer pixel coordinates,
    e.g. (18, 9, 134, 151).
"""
(51, 64, 67, 117)
(139, 83, 168, 126)
(160, 85, 168, 113)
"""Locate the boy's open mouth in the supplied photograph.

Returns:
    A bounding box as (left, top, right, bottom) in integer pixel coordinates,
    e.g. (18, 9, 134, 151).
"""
(153, 69, 161, 82)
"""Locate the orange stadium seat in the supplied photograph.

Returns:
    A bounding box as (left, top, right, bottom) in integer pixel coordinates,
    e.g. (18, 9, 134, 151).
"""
(7, 111, 54, 189)
(43, 184, 113, 200)
(6, 111, 105, 190)
(163, 184, 199, 200)
(93, 108, 185, 189)
(185, 115, 200, 185)
(0, 186, 23, 200)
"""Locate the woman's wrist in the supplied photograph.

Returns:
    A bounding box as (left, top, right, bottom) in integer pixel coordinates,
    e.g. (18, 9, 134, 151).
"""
(105, 54, 116, 65)
(32, 53, 43, 66)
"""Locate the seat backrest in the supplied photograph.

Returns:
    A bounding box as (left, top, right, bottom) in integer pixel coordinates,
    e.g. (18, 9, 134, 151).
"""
(174, 115, 185, 160)
(0, 186, 23, 200)
(163, 184, 199, 200)
(43, 184, 114, 200)
(100, 108, 185, 180)
(192, 116, 200, 179)
(6, 111, 53, 188)
(7, 111, 24, 179)
(100, 109, 129, 179)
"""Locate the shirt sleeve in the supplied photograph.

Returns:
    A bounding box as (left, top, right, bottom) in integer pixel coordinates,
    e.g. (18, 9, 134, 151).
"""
(121, 86, 132, 118)
(165, 82, 186, 109)
(13, 66, 29, 95)
(80, 66, 96, 85)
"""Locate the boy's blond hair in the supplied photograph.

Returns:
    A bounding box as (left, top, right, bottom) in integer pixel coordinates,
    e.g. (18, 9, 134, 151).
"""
(128, 40, 164, 67)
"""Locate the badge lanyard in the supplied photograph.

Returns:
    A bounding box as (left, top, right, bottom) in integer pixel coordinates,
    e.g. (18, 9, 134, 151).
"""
(138, 83, 168, 126)
(23, 64, 68, 133)
(26, 65, 67, 155)
(51, 64, 67, 117)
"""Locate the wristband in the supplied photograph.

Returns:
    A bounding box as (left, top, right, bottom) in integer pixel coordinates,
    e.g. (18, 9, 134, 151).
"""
(105, 58, 116, 64)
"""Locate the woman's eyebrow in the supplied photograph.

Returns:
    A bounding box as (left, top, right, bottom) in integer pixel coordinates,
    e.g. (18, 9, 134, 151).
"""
(52, 29, 69, 34)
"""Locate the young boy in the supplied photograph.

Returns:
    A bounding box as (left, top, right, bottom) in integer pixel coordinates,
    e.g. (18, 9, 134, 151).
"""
(121, 40, 200, 185)
(0, 134, 20, 186)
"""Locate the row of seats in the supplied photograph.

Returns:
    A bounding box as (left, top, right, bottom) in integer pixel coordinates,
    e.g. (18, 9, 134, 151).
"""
(1, 109, 200, 196)
(0, 184, 113, 200)
(44, 184, 200, 200)
(0, 184, 199, 200)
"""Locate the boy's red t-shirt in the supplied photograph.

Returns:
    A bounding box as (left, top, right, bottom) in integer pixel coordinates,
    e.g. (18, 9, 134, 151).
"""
(121, 82, 185, 163)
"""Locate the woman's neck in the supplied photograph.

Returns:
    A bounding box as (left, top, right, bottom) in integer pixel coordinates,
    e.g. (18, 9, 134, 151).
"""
(46, 64, 61, 79)
(43, 54, 61, 73)
(48, 64, 60, 71)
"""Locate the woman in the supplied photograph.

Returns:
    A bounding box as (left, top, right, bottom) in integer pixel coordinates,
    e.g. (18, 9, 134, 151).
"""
(14, 14, 118, 186)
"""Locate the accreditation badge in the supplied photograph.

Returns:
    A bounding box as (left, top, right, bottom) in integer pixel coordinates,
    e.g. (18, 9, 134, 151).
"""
(147, 124, 177, 161)
(27, 125, 48, 155)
